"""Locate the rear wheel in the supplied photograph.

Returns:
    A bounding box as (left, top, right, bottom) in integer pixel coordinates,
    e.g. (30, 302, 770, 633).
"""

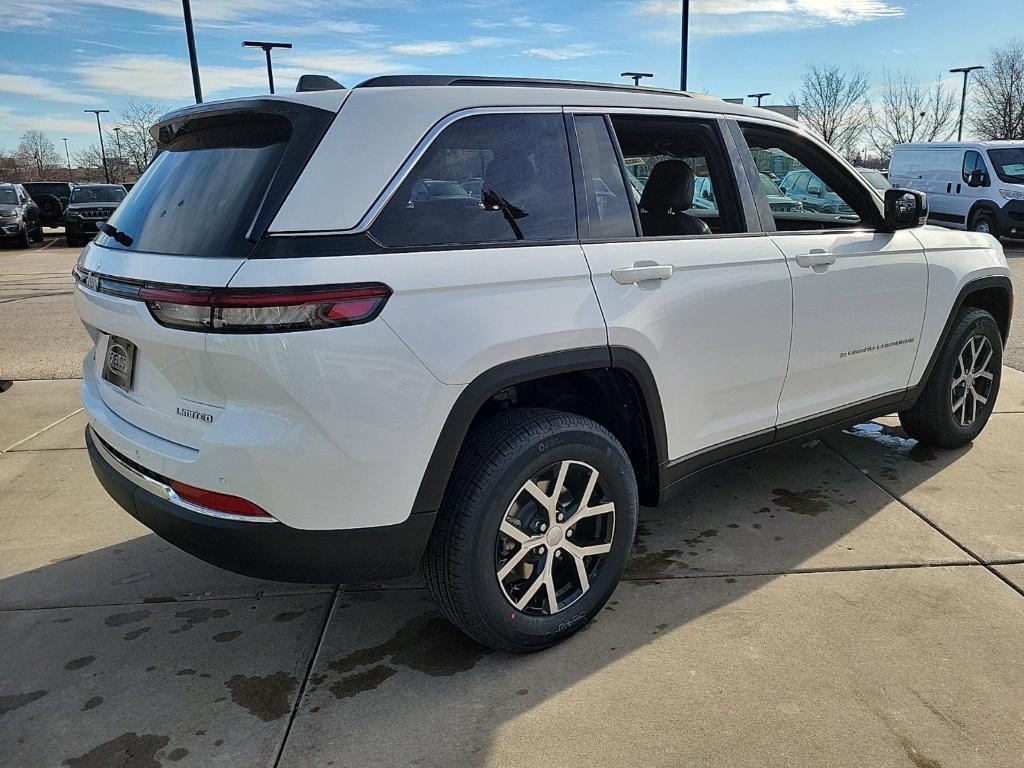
(899, 307, 1002, 448)
(31, 224, 43, 243)
(16, 227, 30, 249)
(970, 208, 998, 238)
(423, 408, 638, 652)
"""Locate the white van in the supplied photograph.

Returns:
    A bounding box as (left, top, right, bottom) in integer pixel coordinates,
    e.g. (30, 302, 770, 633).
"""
(889, 141, 1024, 239)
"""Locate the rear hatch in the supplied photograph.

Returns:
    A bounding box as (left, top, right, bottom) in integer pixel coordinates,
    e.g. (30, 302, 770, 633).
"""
(75, 95, 342, 448)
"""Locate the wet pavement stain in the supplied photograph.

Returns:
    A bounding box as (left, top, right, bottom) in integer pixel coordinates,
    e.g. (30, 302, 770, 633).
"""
(0, 690, 47, 716)
(64, 656, 95, 671)
(123, 627, 151, 641)
(167, 748, 189, 762)
(225, 671, 298, 722)
(104, 610, 150, 627)
(213, 631, 243, 643)
(63, 732, 169, 768)
(82, 696, 103, 711)
(328, 664, 397, 699)
(176, 669, 196, 676)
(171, 607, 229, 634)
(771, 488, 830, 517)
(110, 571, 154, 586)
(626, 548, 687, 578)
(274, 610, 305, 623)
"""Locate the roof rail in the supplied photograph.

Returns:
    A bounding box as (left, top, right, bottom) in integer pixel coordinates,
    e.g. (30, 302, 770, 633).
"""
(355, 75, 698, 98)
(296, 74, 346, 93)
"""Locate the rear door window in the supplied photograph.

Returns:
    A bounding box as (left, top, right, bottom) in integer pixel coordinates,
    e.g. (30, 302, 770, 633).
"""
(370, 113, 576, 247)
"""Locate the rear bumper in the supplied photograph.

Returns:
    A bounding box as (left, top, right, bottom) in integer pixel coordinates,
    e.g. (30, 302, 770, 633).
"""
(86, 426, 435, 583)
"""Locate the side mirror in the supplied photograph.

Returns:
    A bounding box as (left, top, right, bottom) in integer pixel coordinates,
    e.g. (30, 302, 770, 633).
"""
(967, 169, 989, 187)
(885, 188, 928, 230)
(779, 186, 787, 194)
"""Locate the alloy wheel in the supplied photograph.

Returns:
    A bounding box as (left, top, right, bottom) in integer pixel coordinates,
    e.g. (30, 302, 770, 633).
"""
(951, 335, 995, 427)
(495, 460, 615, 615)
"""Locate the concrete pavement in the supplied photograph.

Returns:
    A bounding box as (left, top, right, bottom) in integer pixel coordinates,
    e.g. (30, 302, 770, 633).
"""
(2, 372, 1024, 766)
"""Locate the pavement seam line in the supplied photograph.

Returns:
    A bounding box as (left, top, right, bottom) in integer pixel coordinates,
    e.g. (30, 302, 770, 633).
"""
(272, 585, 340, 768)
(0, 588, 337, 613)
(823, 438, 1024, 600)
(2, 407, 83, 453)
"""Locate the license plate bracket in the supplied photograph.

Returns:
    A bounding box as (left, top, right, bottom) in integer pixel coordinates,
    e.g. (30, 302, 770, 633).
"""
(101, 335, 137, 392)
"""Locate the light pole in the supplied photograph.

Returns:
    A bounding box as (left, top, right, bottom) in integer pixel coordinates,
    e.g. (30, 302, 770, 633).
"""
(83, 109, 110, 183)
(621, 72, 654, 87)
(680, 0, 690, 91)
(748, 92, 771, 107)
(950, 65, 984, 141)
(112, 126, 123, 183)
(182, 0, 203, 103)
(243, 41, 292, 94)
(62, 138, 72, 182)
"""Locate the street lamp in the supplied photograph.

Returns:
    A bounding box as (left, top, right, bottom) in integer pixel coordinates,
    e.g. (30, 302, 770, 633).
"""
(950, 65, 984, 141)
(83, 109, 110, 183)
(112, 126, 123, 183)
(181, 0, 203, 103)
(243, 41, 292, 94)
(62, 138, 72, 182)
(748, 92, 771, 107)
(680, 0, 690, 91)
(621, 72, 654, 87)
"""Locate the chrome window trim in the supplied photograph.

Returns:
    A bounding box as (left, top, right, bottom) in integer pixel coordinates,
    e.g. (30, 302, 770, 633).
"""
(91, 430, 279, 524)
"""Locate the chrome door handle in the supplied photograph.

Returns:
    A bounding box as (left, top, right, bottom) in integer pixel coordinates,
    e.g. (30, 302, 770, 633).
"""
(611, 261, 674, 285)
(795, 249, 836, 268)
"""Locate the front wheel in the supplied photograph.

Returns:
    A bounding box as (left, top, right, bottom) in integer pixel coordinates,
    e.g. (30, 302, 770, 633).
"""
(899, 307, 1002, 448)
(971, 209, 998, 238)
(423, 408, 638, 652)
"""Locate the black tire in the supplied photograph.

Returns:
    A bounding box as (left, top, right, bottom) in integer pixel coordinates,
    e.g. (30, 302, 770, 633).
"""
(970, 208, 998, 238)
(66, 235, 82, 248)
(423, 408, 638, 653)
(899, 307, 1002, 448)
(16, 227, 30, 249)
(31, 224, 44, 243)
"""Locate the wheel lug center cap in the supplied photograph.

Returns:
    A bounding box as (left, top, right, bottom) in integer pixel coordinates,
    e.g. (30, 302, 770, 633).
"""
(545, 526, 564, 547)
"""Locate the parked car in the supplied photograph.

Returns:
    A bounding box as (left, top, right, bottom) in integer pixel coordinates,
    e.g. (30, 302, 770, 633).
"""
(22, 181, 74, 228)
(460, 177, 483, 197)
(76, 75, 1012, 652)
(0, 183, 43, 247)
(856, 168, 891, 192)
(779, 168, 856, 215)
(889, 141, 1024, 239)
(692, 174, 803, 214)
(64, 183, 127, 247)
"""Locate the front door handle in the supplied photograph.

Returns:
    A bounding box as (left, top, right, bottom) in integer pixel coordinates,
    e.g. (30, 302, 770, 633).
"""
(611, 261, 674, 285)
(795, 249, 836, 269)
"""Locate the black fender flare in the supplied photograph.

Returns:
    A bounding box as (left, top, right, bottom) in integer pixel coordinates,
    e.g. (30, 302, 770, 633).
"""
(966, 200, 1000, 230)
(411, 346, 667, 513)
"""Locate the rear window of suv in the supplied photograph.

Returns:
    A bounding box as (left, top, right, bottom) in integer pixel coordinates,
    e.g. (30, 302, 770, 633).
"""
(94, 113, 291, 258)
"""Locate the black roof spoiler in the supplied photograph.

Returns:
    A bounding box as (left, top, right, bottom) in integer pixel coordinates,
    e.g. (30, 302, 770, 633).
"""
(296, 74, 346, 92)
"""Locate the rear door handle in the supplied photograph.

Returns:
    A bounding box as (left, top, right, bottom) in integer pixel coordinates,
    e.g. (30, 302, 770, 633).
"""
(795, 249, 836, 269)
(611, 261, 673, 285)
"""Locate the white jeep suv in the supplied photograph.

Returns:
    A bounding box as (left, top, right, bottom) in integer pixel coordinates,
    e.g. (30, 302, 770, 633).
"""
(75, 75, 1013, 652)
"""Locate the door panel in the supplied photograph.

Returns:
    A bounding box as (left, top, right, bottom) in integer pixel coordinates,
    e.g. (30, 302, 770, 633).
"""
(771, 230, 927, 423)
(585, 237, 793, 460)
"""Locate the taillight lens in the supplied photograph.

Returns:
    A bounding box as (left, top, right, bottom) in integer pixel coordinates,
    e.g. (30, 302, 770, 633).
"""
(139, 284, 391, 333)
(170, 481, 276, 520)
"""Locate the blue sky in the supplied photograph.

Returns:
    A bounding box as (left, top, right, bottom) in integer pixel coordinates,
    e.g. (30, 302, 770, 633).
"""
(1, 0, 1020, 156)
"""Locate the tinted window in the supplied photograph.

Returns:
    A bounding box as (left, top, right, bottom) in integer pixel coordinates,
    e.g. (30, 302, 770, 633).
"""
(70, 186, 126, 204)
(0, 189, 17, 205)
(610, 114, 743, 236)
(95, 114, 290, 257)
(574, 115, 635, 239)
(742, 126, 878, 231)
(371, 113, 575, 247)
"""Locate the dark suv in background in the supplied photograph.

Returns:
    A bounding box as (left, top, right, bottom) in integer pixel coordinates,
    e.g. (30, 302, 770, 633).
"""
(0, 183, 43, 248)
(64, 184, 127, 247)
(23, 181, 74, 228)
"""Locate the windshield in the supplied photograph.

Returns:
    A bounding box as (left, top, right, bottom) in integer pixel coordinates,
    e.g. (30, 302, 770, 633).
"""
(24, 183, 70, 199)
(71, 187, 126, 204)
(95, 113, 290, 258)
(759, 173, 784, 196)
(987, 148, 1024, 184)
(858, 169, 891, 190)
(0, 189, 18, 205)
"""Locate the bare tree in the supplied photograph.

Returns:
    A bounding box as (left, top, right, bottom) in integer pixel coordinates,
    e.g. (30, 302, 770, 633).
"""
(0, 147, 17, 182)
(15, 130, 62, 181)
(115, 99, 164, 175)
(971, 39, 1024, 140)
(73, 144, 109, 183)
(792, 64, 872, 157)
(869, 71, 958, 157)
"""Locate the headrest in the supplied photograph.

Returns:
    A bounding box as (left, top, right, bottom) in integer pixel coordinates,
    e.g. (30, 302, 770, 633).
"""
(639, 159, 695, 214)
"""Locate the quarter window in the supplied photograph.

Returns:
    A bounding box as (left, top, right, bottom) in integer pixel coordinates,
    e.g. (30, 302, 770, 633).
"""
(573, 115, 636, 239)
(370, 113, 576, 248)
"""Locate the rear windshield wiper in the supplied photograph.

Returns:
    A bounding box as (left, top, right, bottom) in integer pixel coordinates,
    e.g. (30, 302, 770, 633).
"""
(98, 222, 134, 247)
(482, 189, 527, 241)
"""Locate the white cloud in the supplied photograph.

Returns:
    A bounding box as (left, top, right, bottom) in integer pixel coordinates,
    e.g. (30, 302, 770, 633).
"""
(471, 16, 570, 33)
(390, 37, 505, 57)
(0, 74, 92, 105)
(72, 54, 270, 101)
(523, 44, 612, 61)
(635, 0, 904, 34)
(0, 105, 96, 136)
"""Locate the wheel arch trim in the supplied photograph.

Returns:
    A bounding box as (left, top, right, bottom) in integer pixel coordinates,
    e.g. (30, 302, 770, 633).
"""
(411, 346, 668, 514)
